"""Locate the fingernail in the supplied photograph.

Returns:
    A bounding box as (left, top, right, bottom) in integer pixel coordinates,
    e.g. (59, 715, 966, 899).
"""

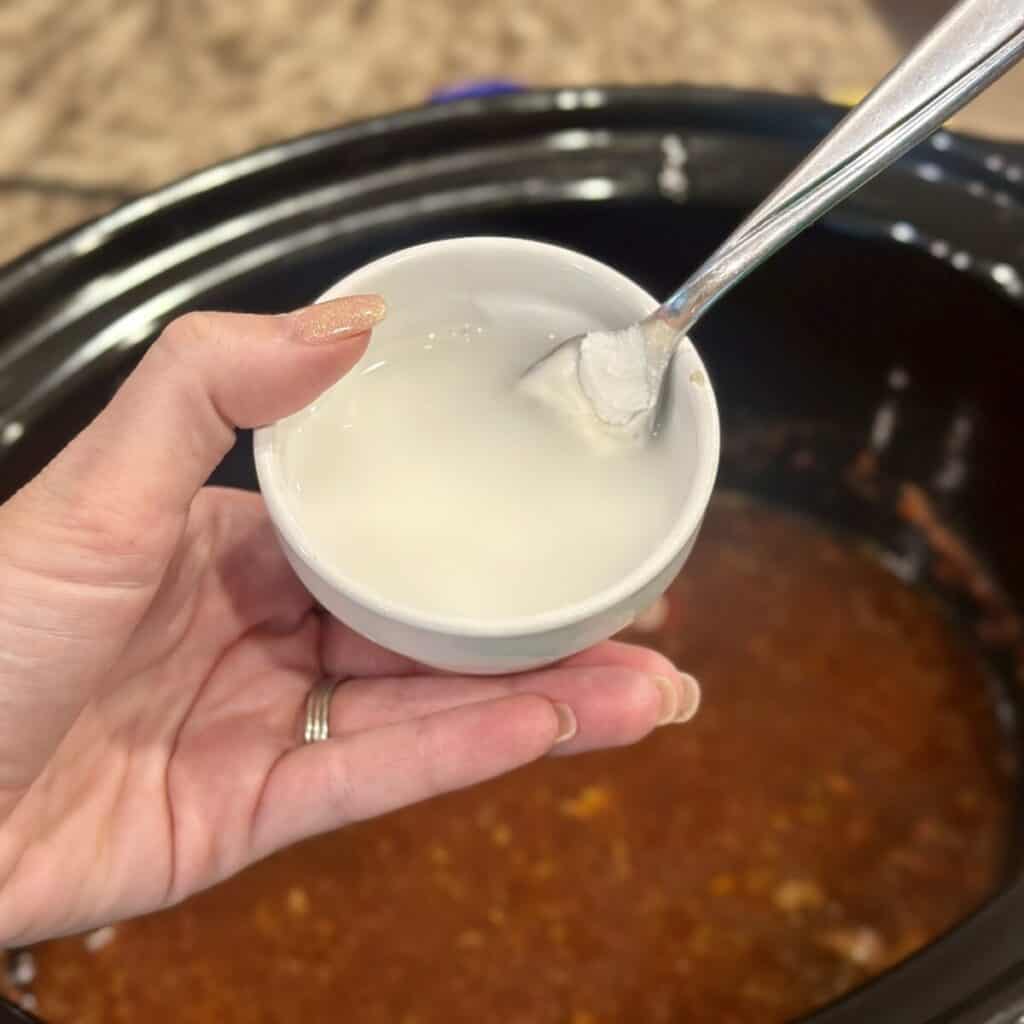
(654, 673, 701, 725)
(653, 676, 680, 725)
(674, 673, 702, 723)
(552, 702, 578, 745)
(290, 294, 387, 343)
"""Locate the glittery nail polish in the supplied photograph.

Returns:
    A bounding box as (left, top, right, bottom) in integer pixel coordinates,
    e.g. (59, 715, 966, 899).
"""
(291, 294, 387, 343)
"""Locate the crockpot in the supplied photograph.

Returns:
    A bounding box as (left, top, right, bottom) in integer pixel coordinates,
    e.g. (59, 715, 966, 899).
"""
(1, 86, 1023, 1023)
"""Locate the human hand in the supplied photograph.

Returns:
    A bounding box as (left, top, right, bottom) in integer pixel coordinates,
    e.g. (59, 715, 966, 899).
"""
(0, 295, 699, 946)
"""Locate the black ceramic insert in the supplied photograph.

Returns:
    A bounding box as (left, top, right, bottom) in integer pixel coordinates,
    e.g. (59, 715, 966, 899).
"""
(1, 87, 1023, 1024)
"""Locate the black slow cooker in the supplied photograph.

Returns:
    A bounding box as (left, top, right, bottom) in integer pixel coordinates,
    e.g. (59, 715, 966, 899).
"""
(1, 87, 1023, 1023)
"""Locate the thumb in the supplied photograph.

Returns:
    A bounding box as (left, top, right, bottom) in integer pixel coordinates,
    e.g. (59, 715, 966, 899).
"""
(0, 295, 384, 794)
(24, 294, 386, 539)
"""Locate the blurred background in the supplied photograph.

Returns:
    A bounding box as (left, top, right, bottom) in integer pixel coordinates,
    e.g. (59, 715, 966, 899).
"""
(2, 0, 1023, 268)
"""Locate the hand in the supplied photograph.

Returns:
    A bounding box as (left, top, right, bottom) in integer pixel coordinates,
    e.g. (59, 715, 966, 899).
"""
(0, 296, 699, 946)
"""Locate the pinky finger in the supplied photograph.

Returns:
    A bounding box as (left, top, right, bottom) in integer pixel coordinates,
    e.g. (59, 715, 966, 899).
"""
(247, 694, 572, 860)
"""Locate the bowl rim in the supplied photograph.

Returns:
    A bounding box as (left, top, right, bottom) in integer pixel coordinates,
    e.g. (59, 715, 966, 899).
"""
(254, 235, 720, 638)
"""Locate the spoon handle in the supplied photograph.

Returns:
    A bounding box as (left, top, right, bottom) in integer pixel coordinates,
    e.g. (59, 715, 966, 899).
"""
(654, 0, 1024, 340)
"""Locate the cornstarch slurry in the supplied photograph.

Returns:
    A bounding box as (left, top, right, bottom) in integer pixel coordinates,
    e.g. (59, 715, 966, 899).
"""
(281, 299, 686, 620)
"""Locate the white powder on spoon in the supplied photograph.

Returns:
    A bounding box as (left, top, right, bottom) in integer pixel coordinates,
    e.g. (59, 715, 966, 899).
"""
(578, 324, 656, 427)
(523, 319, 673, 445)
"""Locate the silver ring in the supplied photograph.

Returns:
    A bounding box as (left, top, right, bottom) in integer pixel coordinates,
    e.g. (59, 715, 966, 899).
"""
(303, 678, 342, 744)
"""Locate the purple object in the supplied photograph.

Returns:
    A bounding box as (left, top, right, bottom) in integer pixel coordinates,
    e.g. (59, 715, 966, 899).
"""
(429, 80, 523, 103)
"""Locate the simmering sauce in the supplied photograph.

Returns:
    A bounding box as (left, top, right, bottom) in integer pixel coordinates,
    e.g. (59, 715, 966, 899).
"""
(24, 495, 1012, 1024)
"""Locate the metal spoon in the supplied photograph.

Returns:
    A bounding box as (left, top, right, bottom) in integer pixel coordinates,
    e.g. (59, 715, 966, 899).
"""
(525, 0, 1024, 433)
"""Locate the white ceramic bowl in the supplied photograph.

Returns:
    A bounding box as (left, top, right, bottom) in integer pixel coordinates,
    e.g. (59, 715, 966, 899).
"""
(255, 237, 719, 674)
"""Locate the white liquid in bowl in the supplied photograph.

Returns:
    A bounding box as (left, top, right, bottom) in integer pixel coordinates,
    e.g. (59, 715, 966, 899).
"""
(279, 298, 694, 621)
